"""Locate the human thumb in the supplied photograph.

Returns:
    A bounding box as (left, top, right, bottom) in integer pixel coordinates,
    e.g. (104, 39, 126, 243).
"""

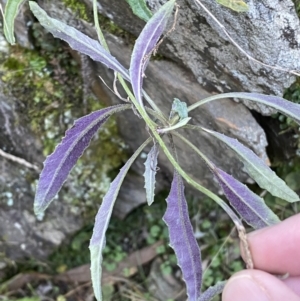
(222, 270, 300, 301)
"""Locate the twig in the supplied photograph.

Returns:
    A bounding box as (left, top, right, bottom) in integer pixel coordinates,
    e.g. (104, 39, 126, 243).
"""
(0, 149, 40, 171)
(236, 224, 253, 269)
(193, 0, 300, 76)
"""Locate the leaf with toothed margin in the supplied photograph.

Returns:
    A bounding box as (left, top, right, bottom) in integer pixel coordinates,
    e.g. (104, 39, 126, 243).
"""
(89, 138, 151, 301)
(29, 2, 130, 81)
(34, 104, 130, 215)
(163, 171, 202, 301)
(198, 281, 226, 301)
(234, 92, 300, 125)
(201, 128, 299, 203)
(143, 144, 159, 205)
(212, 166, 280, 229)
(130, 0, 175, 107)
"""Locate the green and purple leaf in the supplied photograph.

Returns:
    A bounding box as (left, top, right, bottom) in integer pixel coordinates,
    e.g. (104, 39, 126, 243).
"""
(34, 104, 130, 215)
(143, 143, 159, 205)
(234, 93, 300, 125)
(29, 2, 129, 80)
(125, 0, 153, 22)
(202, 128, 299, 203)
(163, 171, 202, 301)
(130, 0, 175, 106)
(89, 138, 151, 301)
(212, 166, 280, 229)
(3, 0, 26, 45)
(199, 281, 226, 301)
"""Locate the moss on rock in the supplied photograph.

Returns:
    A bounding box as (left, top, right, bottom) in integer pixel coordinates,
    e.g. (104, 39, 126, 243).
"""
(0, 18, 128, 217)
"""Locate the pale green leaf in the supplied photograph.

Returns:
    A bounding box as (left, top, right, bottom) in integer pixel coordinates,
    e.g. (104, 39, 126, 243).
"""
(171, 98, 188, 121)
(216, 0, 249, 12)
(3, 0, 26, 44)
(143, 144, 159, 205)
(202, 128, 299, 203)
(125, 0, 153, 22)
(90, 138, 151, 301)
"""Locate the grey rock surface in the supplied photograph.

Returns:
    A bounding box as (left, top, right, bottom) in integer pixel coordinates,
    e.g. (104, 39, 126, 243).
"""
(0, 92, 84, 271)
(94, 0, 300, 114)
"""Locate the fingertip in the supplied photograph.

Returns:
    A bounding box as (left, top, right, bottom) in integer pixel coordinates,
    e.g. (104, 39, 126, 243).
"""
(241, 213, 300, 275)
(222, 270, 300, 301)
(222, 271, 269, 301)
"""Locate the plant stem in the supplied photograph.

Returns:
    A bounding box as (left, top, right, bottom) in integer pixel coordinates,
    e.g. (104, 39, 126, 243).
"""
(92, 1, 167, 119)
(93, 0, 109, 50)
(124, 89, 241, 226)
(91, 2, 241, 227)
(143, 90, 168, 122)
(172, 132, 242, 226)
(170, 92, 257, 125)
(188, 93, 235, 112)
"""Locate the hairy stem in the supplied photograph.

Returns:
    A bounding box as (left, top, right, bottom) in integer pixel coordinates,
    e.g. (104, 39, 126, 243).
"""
(143, 90, 168, 122)
(93, 0, 109, 50)
(172, 132, 242, 226)
(92, 1, 249, 254)
(174, 132, 253, 269)
(92, 0, 166, 119)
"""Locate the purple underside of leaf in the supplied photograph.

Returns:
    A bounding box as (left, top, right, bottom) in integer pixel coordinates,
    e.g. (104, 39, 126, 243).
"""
(89, 138, 151, 301)
(163, 171, 202, 301)
(213, 167, 280, 229)
(34, 105, 129, 215)
(143, 144, 159, 205)
(198, 281, 226, 301)
(202, 128, 299, 203)
(29, 2, 129, 81)
(130, 0, 175, 106)
(237, 92, 300, 125)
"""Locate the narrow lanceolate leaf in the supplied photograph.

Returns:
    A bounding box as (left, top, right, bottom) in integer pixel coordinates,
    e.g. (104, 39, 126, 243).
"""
(29, 2, 129, 80)
(199, 281, 226, 301)
(163, 171, 202, 301)
(236, 92, 300, 125)
(130, 0, 175, 107)
(143, 144, 159, 205)
(3, 0, 26, 44)
(125, 0, 153, 22)
(34, 104, 130, 215)
(202, 128, 299, 203)
(89, 138, 151, 301)
(212, 166, 280, 229)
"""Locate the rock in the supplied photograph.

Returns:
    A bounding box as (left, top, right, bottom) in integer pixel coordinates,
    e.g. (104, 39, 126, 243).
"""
(93, 0, 300, 114)
(147, 258, 185, 301)
(0, 92, 84, 270)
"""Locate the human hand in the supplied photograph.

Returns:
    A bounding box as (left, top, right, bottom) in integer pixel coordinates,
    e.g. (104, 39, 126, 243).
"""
(222, 213, 300, 301)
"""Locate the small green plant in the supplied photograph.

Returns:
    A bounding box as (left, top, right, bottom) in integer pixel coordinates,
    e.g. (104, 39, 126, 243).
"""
(3, 1, 300, 301)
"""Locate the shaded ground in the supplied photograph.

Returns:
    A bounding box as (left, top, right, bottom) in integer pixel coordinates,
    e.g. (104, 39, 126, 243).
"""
(1, 192, 299, 301)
